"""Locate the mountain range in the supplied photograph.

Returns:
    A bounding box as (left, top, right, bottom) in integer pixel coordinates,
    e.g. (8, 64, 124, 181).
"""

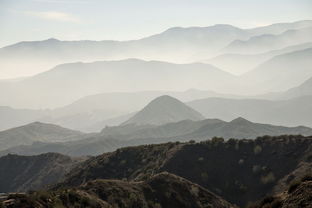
(239, 48, 312, 92)
(206, 42, 312, 75)
(0, 59, 236, 109)
(0, 45, 311, 111)
(1, 18, 312, 208)
(0, 89, 239, 132)
(188, 95, 312, 127)
(1, 95, 312, 157)
(2, 75, 312, 132)
(223, 26, 312, 54)
(1, 20, 311, 79)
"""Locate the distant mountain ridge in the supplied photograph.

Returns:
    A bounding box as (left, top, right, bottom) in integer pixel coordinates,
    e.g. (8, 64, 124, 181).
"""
(240, 48, 312, 92)
(0, 89, 241, 132)
(0, 122, 83, 151)
(279, 76, 312, 99)
(206, 42, 312, 75)
(188, 95, 312, 127)
(223, 26, 312, 54)
(122, 95, 205, 126)
(1, 20, 311, 79)
(2, 116, 312, 157)
(0, 59, 235, 109)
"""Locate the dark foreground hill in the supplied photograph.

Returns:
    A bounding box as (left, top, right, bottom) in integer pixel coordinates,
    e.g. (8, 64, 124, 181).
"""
(1, 135, 311, 207)
(248, 175, 312, 208)
(58, 135, 312, 206)
(0, 153, 84, 193)
(2, 172, 235, 208)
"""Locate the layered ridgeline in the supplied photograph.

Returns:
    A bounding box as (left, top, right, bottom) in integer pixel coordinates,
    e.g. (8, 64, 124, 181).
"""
(0, 153, 84, 192)
(0, 122, 84, 151)
(274, 76, 312, 100)
(2, 73, 312, 133)
(1, 48, 312, 109)
(223, 26, 312, 54)
(239, 48, 312, 93)
(206, 42, 312, 75)
(2, 81, 312, 132)
(0, 89, 237, 132)
(188, 94, 312, 127)
(122, 95, 205, 126)
(1, 95, 312, 156)
(2, 20, 311, 79)
(0, 59, 235, 109)
(1, 21, 312, 110)
(29, 135, 312, 207)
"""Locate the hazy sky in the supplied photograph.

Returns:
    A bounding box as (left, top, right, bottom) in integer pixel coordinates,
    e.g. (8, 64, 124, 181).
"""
(0, 0, 311, 47)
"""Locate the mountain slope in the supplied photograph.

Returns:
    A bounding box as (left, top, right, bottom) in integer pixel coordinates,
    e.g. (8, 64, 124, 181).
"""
(249, 176, 312, 208)
(2, 117, 312, 157)
(59, 135, 312, 206)
(181, 117, 312, 140)
(0, 122, 83, 151)
(0, 106, 47, 131)
(206, 42, 312, 75)
(0, 59, 235, 109)
(240, 48, 312, 92)
(224, 27, 312, 54)
(188, 95, 312, 127)
(104, 117, 312, 141)
(5, 172, 235, 208)
(1, 20, 311, 79)
(122, 95, 205, 126)
(247, 20, 312, 35)
(0, 24, 250, 79)
(279, 76, 312, 99)
(0, 153, 82, 192)
(0, 89, 239, 132)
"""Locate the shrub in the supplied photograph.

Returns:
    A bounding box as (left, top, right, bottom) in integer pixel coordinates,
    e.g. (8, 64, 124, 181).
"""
(198, 157, 204, 161)
(211, 137, 224, 145)
(254, 145, 262, 155)
(260, 196, 275, 206)
(261, 172, 275, 184)
(252, 165, 262, 173)
(288, 180, 300, 193)
(301, 174, 312, 182)
(200, 172, 209, 181)
(271, 199, 283, 208)
(238, 159, 244, 165)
